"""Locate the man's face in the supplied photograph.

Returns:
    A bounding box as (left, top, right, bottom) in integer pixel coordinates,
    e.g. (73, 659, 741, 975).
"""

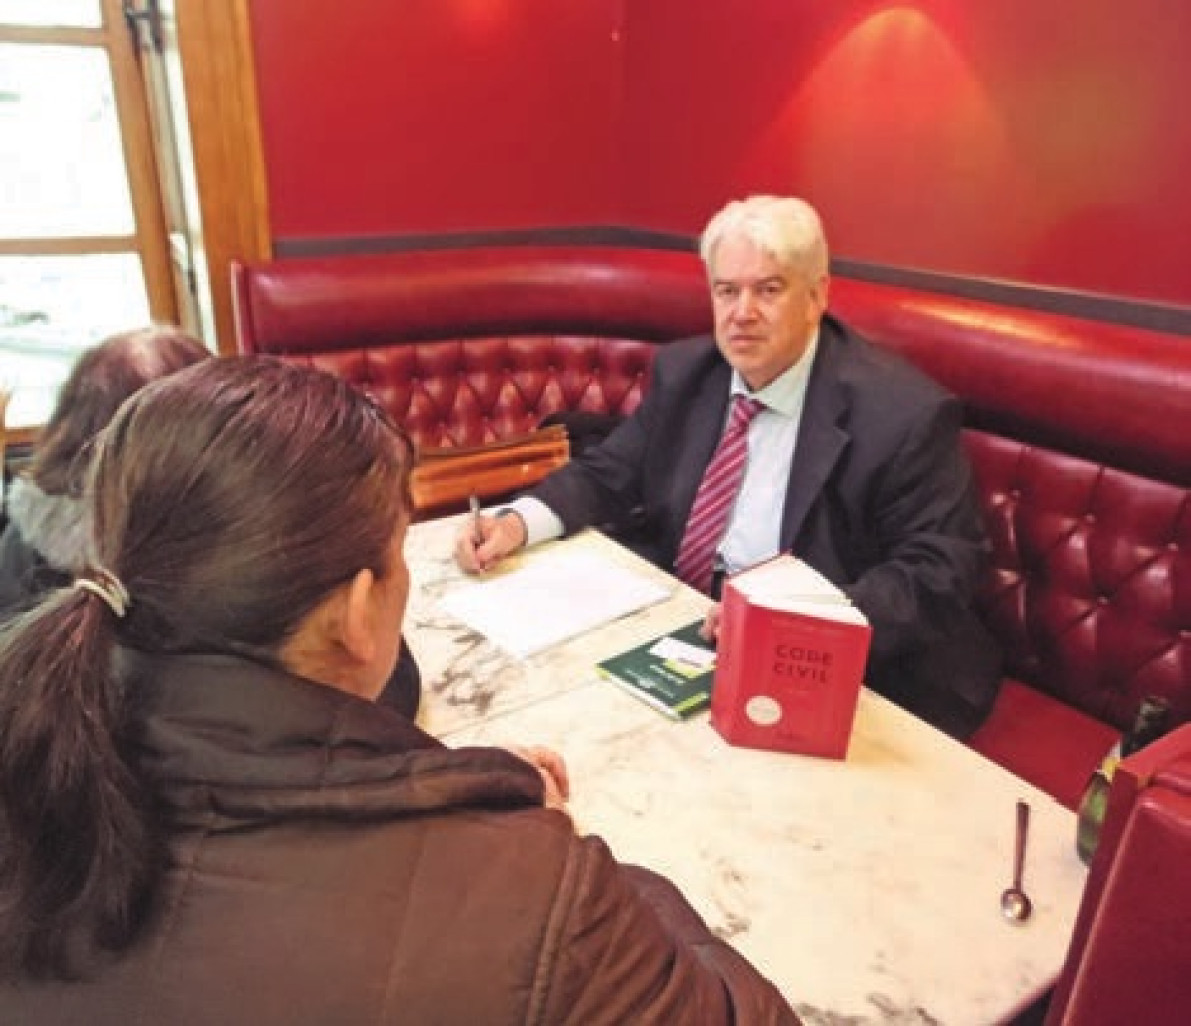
(709, 235, 828, 390)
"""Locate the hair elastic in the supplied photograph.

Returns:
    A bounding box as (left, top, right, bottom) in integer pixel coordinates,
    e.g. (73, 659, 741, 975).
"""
(73, 568, 131, 619)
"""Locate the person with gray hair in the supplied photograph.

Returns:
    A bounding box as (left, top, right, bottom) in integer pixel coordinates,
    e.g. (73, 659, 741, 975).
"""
(458, 194, 1001, 738)
(0, 326, 211, 617)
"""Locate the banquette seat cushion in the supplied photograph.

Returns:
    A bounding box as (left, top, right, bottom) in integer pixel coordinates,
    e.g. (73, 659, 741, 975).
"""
(232, 247, 1191, 809)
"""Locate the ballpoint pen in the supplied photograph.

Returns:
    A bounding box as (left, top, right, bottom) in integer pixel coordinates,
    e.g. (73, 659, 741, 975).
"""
(469, 494, 483, 546)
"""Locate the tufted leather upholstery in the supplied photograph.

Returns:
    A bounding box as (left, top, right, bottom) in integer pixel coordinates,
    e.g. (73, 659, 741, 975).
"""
(232, 248, 1191, 810)
(832, 278, 1191, 807)
(232, 247, 710, 448)
(1045, 724, 1191, 1025)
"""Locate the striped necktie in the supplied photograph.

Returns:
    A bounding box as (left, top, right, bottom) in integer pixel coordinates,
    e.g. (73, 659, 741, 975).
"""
(673, 395, 765, 593)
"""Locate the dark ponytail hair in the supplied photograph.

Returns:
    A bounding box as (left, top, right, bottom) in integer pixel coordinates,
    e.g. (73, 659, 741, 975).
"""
(0, 589, 156, 978)
(0, 358, 413, 978)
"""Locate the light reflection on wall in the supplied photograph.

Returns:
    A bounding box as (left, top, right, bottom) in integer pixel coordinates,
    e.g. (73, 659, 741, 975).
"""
(756, 6, 1023, 272)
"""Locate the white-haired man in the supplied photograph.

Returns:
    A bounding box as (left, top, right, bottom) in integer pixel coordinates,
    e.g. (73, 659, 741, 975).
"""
(457, 195, 1001, 737)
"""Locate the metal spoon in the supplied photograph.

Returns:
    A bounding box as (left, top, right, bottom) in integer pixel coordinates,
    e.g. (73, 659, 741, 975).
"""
(1001, 800, 1034, 923)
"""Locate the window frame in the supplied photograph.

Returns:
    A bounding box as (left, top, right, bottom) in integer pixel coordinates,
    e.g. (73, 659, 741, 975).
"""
(0, 0, 176, 443)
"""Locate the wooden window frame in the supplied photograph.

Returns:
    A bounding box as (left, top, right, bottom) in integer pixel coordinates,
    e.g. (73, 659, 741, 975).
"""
(0, 1, 270, 452)
(0, 2, 177, 445)
(172, 0, 272, 354)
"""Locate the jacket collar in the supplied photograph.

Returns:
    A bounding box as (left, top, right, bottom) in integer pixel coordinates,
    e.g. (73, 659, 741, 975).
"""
(5, 476, 89, 573)
(128, 652, 544, 823)
(780, 314, 853, 546)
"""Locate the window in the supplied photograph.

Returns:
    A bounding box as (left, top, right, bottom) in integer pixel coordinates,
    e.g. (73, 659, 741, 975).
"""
(0, 0, 177, 433)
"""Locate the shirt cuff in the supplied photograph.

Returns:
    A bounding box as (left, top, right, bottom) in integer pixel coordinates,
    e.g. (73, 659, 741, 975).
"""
(501, 497, 565, 547)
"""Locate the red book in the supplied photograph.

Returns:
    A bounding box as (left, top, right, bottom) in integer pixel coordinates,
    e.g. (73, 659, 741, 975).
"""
(710, 554, 872, 760)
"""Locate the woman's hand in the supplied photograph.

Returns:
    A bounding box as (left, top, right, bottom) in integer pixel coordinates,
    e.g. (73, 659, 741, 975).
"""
(505, 744, 570, 811)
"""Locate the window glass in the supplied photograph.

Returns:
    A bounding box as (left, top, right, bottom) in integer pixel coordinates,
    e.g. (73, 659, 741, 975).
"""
(0, 253, 151, 428)
(0, 1, 102, 28)
(0, 43, 134, 238)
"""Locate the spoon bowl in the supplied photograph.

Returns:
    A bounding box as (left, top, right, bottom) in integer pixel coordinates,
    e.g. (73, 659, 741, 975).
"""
(1000, 885, 1033, 923)
(1000, 800, 1033, 924)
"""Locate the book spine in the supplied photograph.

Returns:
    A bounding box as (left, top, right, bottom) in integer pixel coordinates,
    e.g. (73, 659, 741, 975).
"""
(710, 580, 753, 735)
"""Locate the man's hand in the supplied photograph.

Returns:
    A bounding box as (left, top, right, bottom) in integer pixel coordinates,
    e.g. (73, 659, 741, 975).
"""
(454, 509, 527, 573)
(699, 602, 723, 644)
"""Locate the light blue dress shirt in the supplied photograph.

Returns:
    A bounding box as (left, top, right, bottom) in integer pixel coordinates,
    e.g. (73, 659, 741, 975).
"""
(717, 331, 818, 573)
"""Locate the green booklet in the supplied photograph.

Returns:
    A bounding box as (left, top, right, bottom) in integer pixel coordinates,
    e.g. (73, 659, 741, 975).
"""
(597, 620, 716, 720)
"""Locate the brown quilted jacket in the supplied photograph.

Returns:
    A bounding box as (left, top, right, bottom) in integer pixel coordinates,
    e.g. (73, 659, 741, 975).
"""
(0, 654, 798, 1025)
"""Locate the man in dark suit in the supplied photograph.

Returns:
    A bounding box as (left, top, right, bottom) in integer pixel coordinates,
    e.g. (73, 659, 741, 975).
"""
(457, 195, 1001, 738)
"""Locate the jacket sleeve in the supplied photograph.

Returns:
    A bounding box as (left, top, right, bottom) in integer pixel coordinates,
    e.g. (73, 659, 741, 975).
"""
(529, 833, 799, 1026)
(527, 339, 706, 538)
(527, 387, 660, 536)
(844, 396, 987, 659)
(840, 395, 1002, 735)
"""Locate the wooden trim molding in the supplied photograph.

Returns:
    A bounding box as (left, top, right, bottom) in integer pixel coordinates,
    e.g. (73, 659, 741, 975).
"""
(273, 226, 699, 259)
(832, 259, 1191, 338)
(0, 236, 137, 256)
(0, 25, 104, 46)
(174, 0, 272, 354)
(3, 426, 38, 451)
(102, 0, 179, 325)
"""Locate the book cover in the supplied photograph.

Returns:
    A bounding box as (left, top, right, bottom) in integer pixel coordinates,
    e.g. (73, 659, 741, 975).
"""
(710, 555, 872, 759)
(597, 620, 716, 720)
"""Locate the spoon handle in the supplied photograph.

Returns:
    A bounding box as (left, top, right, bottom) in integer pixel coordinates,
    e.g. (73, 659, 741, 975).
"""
(1014, 800, 1030, 888)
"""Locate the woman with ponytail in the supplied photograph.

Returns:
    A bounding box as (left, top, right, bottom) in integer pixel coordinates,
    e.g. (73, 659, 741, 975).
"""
(0, 327, 421, 718)
(0, 358, 796, 1025)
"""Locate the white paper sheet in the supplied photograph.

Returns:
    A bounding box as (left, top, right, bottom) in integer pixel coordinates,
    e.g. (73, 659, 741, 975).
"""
(438, 549, 673, 658)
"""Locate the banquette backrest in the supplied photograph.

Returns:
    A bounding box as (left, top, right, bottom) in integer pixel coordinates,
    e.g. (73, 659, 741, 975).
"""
(231, 247, 710, 448)
(830, 278, 1191, 745)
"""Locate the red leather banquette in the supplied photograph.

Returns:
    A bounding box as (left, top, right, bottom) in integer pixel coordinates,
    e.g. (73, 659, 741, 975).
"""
(1046, 723, 1191, 1025)
(232, 246, 1191, 810)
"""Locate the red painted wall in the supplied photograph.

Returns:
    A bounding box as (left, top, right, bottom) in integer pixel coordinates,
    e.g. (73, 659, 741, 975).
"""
(623, 0, 1191, 306)
(248, 0, 1191, 306)
(248, 0, 626, 236)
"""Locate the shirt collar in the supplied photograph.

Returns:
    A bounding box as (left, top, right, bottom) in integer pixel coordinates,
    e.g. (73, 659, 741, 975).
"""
(729, 327, 820, 417)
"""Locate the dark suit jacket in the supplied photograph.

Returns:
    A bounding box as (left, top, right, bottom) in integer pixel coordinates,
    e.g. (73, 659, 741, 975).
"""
(530, 314, 1002, 737)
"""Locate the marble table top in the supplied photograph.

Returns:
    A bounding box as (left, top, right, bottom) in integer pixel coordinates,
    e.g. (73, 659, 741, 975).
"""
(405, 515, 1089, 1026)
(404, 515, 710, 737)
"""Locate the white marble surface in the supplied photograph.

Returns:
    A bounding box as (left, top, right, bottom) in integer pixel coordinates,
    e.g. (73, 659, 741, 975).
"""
(405, 515, 710, 737)
(405, 517, 1089, 1026)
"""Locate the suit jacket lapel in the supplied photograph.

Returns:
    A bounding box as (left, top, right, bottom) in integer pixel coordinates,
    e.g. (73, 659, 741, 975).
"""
(781, 320, 851, 548)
